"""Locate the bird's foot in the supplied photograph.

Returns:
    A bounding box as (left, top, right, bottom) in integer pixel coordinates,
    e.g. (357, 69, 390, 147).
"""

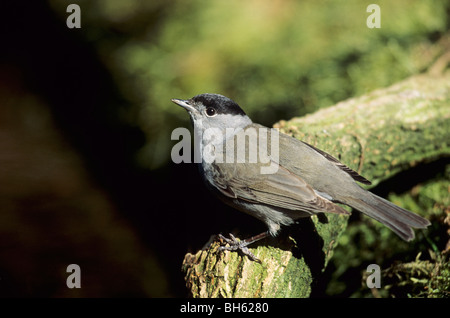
(217, 232, 269, 263)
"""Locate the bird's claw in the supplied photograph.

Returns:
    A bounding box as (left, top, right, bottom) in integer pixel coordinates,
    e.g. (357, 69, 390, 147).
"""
(217, 233, 261, 263)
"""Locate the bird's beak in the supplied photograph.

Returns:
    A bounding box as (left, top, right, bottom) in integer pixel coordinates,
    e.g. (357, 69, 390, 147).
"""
(171, 98, 196, 113)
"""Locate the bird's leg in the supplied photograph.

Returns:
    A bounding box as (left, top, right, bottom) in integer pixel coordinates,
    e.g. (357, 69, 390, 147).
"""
(217, 231, 270, 262)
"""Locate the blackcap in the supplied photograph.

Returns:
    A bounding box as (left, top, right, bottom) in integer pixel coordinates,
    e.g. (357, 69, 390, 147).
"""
(172, 93, 430, 260)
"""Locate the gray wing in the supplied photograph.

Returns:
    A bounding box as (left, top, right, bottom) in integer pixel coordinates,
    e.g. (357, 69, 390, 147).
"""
(211, 160, 349, 216)
(300, 141, 371, 185)
(249, 123, 371, 186)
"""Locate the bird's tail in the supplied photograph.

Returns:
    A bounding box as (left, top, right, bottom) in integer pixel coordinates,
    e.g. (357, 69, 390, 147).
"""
(345, 192, 430, 241)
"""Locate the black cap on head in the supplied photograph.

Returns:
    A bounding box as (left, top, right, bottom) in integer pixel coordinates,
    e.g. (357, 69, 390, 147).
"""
(191, 93, 247, 117)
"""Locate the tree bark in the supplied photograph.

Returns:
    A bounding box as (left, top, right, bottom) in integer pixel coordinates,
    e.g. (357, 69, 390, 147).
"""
(181, 70, 450, 298)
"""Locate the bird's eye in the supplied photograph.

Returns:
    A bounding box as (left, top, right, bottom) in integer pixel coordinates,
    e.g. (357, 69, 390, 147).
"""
(205, 107, 217, 117)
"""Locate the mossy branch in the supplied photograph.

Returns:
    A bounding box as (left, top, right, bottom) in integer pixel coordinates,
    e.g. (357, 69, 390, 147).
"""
(181, 70, 450, 298)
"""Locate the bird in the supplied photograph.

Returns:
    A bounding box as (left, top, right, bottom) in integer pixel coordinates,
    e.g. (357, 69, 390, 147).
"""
(172, 93, 430, 261)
